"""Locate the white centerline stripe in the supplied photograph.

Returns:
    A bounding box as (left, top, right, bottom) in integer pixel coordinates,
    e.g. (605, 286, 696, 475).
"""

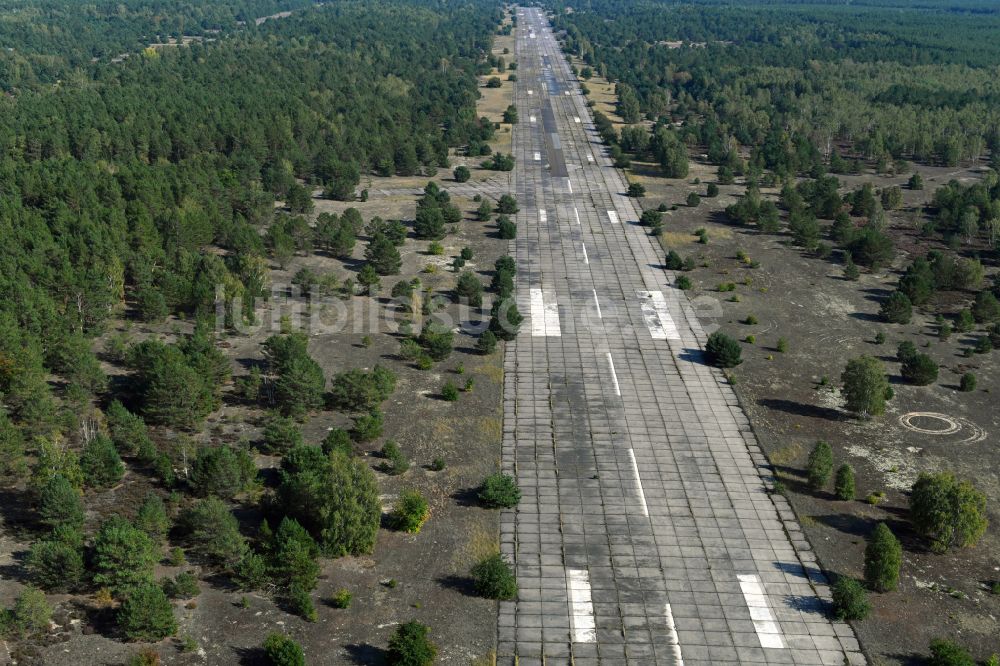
(627, 448, 649, 517)
(529, 115, 536, 123)
(539, 209, 547, 223)
(533, 152, 541, 162)
(592, 289, 602, 318)
(574, 207, 581, 225)
(567, 569, 596, 643)
(587, 154, 594, 163)
(737, 574, 786, 649)
(581, 243, 589, 265)
(566, 178, 573, 194)
(664, 604, 685, 665)
(607, 210, 619, 224)
(606, 352, 621, 396)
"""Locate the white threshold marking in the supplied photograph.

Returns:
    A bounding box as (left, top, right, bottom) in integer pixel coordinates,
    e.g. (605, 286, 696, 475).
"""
(529, 287, 561, 337)
(637, 290, 681, 341)
(573, 207, 581, 225)
(567, 569, 596, 643)
(533, 151, 541, 162)
(737, 574, 786, 649)
(592, 289, 602, 318)
(607, 210, 619, 224)
(664, 604, 685, 665)
(627, 448, 649, 517)
(605, 352, 621, 396)
(581, 243, 589, 265)
(539, 209, 547, 223)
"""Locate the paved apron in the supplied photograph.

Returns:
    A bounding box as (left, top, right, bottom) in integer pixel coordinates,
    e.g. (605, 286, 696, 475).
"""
(496, 7, 866, 666)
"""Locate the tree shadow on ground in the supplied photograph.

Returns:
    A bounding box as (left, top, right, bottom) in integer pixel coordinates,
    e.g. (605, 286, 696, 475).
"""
(757, 398, 842, 421)
(344, 643, 387, 665)
(451, 486, 481, 508)
(437, 574, 478, 597)
(813, 512, 911, 543)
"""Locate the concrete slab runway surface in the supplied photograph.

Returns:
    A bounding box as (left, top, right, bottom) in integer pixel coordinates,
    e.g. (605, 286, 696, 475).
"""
(496, 7, 866, 665)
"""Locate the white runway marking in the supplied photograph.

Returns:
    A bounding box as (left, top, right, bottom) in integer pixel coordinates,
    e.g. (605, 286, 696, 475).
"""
(627, 448, 649, 517)
(573, 207, 581, 225)
(527, 89, 534, 95)
(606, 352, 621, 396)
(607, 210, 619, 224)
(529, 115, 536, 123)
(539, 209, 547, 223)
(581, 243, 589, 265)
(637, 290, 681, 341)
(567, 569, 596, 643)
(529, 288, 560, 337)
(664, 604, 685, 665)
(574, 116, 581, 123)
(587, 154, 594, 163)
(566, 178, 573, 194)
(592, 289, 602, 318)
(529, 288, 546, 337)
(737, 574, 786, 649)
(533, 152, 541, 162)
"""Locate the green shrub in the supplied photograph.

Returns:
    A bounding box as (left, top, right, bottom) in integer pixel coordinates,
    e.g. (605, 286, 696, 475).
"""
(126, 649, 161, 666)
(135, 493, 170, 541)
(37, 475, 84, 530)
(263, 415, 304, 453)
(176, 497, 248, 566)
(910, 472, 987, 552)
(380, 441, 410, 475)
(806, 441, 833, 490)
(841, 356, 889, 417)
(834, 464, 855, 501)
(879, 291, 912, 324)
(263, 633, 306, 666)
(928, 639, 975, 666)
(161, 572, 200, 599)
(81, 434, 125, 489)
(675, 275, 692, 290)
(351, 409, 384, 442)
(471, 553, 517, 600)
(329, 589, 352, 609)
(864, 523, 901, 592)
(476, 331, 498, 355)
(901, 352, 938, 386)
(686, 192, 701, 207)
(959, 373, 977, 392)
(189, 445, 257, 498)
(497, 217, 517, 239)
(831, 577, 870, 621)
(664, 250, 683, 270)
(478, 473, 521, 508)
(776, 338, 788, 353)
(705, 332, 742, 368)
(322, 428, 353, 457)
(3, 587, 52, 637)
(441, 382, 459, 401)
(92, 516, 159, 595)
(118, 584, 177, 641)
(391, 490, 430, 533)
(387, 621, 437, 666)
(453, 166, 470, 183)
(287, 583, 316, 622)
(26, 537, 84, 592)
